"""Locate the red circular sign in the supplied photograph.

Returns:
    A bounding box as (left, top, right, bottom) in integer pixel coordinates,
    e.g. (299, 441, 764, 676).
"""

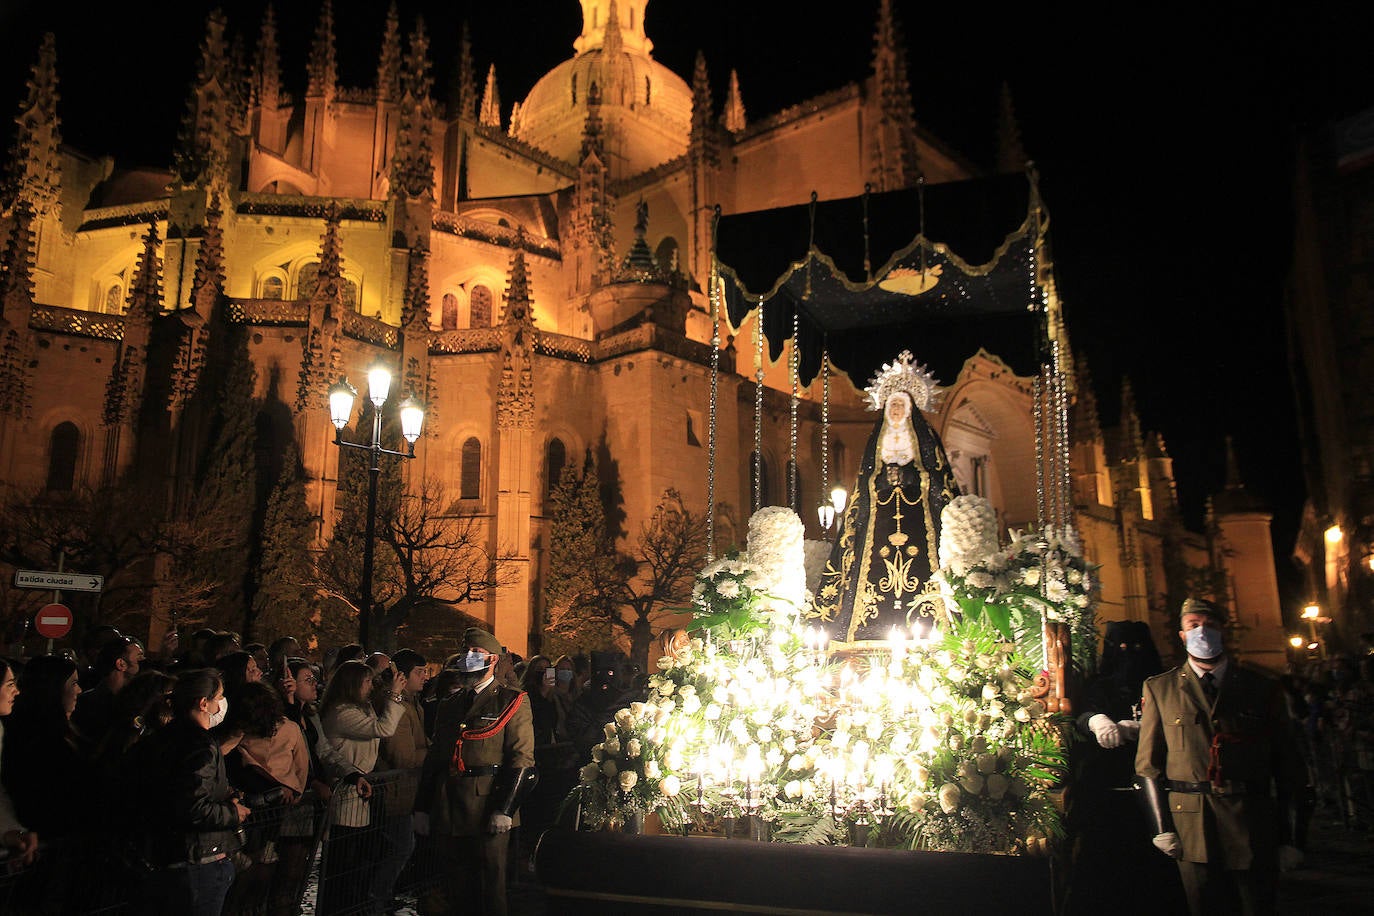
(34, 603, 73, 639)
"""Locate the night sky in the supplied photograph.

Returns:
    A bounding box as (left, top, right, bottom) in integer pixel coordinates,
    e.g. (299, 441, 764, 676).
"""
(3, 0, 1372, 606)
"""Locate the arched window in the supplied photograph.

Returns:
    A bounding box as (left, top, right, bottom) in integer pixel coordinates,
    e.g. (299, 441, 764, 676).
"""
(571, 74, 578, 105)
(104, 283, 123, 314)
(46, 422, 80, 491)
(645, 76, 652, 105)
(832, 440, 848, 489)
(342, 278, 360, 312)
(546, 437, 567, 499)
(469, 285, 493, 327)
(441, 293, 459, 330)
(460, 437, 482, 500)
(654, 237, 680, 275)
(749, 450, 772, 512)
(296, 262, 320, 300)
(260, 276, 285, 300)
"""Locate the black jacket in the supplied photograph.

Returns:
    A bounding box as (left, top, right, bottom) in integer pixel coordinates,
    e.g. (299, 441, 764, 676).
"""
(127, 718, 243, 866)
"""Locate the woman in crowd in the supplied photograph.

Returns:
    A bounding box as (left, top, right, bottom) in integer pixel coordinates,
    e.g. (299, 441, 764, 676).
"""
(2, 654, 91, 840)
(222, 680, 310, 915)
(217, 649, 263, 698)
(127, 669, 250, 916)
(0, 657, 38, 869)
(318, 659, 404, 914)
(93, 669, 176, 817)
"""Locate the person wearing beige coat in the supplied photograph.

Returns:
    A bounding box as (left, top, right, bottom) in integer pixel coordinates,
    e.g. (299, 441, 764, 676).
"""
(1136, 599, 1307, 915)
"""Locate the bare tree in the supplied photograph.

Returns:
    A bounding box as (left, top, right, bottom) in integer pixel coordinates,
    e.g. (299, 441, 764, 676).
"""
(317, 476, 516, 651)
(546, 487, 707, 673)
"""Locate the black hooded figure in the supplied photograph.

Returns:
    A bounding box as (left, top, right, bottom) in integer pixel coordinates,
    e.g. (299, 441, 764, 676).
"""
(1066, 620, 1185, 913)
(809, 352, 959, 647)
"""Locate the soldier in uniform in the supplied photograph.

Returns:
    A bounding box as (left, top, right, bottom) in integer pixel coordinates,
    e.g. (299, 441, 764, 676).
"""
(1135, 598, 1308, 915)
(413, 628, 536, 916)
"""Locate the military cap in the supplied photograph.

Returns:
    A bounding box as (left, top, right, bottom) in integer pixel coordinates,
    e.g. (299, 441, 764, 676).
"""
(1179, 597, 1227, 626)
(462, 627, 503, 655)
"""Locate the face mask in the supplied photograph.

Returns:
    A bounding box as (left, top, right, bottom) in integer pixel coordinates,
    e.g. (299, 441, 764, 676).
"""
(208, 696, 229, 728)
(556, 669, 574, 686)
(1184, 626, 1224, 660)
(458, 650, 493, 673)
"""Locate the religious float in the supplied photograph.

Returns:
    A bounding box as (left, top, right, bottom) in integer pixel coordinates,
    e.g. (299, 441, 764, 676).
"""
(535, 171, 1089, 914)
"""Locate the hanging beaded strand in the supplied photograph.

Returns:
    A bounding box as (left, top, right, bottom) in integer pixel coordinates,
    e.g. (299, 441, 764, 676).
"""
(789, 305, 800, 511)
(820, 344, 830, 511)
(706, 207, 722, 561)
(754, 294, 765, 514)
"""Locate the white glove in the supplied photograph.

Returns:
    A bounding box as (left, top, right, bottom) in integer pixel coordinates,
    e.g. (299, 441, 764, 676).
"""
(1088, 714, 1122, 749)
(1279, 844, 1303, 871)
(412, 811, 430, 836)
(1152, 832, 1182, 859)
(489, 813, 513, 834)
(1115, 719, 1141, 742)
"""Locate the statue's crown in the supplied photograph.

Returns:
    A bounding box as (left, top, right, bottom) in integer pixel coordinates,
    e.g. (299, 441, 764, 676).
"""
(864, 350, 942, 412)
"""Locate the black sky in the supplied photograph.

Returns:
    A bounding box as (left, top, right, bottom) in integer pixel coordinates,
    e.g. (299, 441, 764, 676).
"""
(3, 0, 1372, 606)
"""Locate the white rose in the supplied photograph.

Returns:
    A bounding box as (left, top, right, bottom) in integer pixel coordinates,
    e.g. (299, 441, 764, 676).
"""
(981, 684, 999, 701)
(704, 703, 721, 721)
(1014, 706, 1031, 722)
(643, 760, 660, 778)
(615, 709, 635, 729)
(938, 783, 962, 814)
(756, 725, 773, 743)
(626, 739, 642, 758)
(782, 736, 797, 753)
(970, 736, 989, 754)
(604, 723, 618, 740)
(619, 770, 638, 791)
(658, 682, 675, 697)
(591, 745, 604, 762)
(948, 667, 966, 684)
(959, 774, 985, 795)
(579, 763, 600, 784)
(681, 694, 702, 715)
(662, 775, 681, 797)
(784, 780, 803, 799)
(602, 760, 618, 777)
(604, 737, 621, 756)
(766, 748, 783, 766)
(630, 702, 647, 719)
(904, 790, 928, 813)
(986, 773, 1010, 800)
(977, 754, 999, 775)
(1067, 568, 1083, 585)
(913, 764, 930, 788)
(678, 684, 696, 697)
(788, 754, 807, 771)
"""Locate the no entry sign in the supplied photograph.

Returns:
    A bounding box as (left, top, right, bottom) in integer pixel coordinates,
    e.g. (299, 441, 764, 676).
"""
(34, 603, 73, 639)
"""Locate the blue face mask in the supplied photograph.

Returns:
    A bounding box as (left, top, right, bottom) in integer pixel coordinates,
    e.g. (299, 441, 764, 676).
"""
(556, 669, 574, 686)
(1185, 625, 1224, 660)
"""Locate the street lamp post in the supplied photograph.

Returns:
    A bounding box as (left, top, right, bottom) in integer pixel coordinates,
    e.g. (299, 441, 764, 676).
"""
(328, 364, 425, 649)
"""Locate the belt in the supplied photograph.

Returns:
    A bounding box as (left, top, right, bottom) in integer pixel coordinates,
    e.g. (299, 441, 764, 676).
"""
(1167, 779, 1251, 797)
(456, 765, 501, 778)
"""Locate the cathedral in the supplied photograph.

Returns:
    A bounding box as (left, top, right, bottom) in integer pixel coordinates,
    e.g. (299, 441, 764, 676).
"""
(0, 0, 1288, 668)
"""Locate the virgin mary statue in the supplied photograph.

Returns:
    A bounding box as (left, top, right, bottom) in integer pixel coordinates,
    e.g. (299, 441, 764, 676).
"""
(810, 351, 959, 647)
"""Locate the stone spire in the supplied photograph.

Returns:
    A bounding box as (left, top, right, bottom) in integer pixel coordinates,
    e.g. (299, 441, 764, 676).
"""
(376, 2, 403, 103)
(295, 207, 345, 413)
(1118, 377, 1144, 462)
(479, 64, 502, 129)
(603, 0, 624, 58)
(400, 245, 436, 435)
(0, 202, 36, 419)
(0, 202, 36, 319)
(508, 102, 523, 136)
(2, 32, 61, 218)
(687, 51, 719, 161)
(995, 82, 1028, 174)
(618, 199, 661, 280)
(570, 82, 615, 288)
(723, 69, 746, 134)
(307, 0, 338, 102)
(497, 243, 536, 430)
(104, 223, 163, 426)
(1071, 356, 1102, 444)
(868, 0, 919, 189)
(400, 244, 431, 333)
(169, 198, 225, 410)
(173, 9, 234, 192)
(252, 5, 282, 112)
(447, 21, 478, 121)
(1212, 435, 1265, 513)
(389, 18, 436, 200)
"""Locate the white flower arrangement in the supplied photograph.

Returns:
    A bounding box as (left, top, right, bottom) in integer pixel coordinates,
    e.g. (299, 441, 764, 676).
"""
(746, 506, 807, 609)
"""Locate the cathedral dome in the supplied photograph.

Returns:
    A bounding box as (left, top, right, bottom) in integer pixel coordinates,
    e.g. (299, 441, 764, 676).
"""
(513, 0, 691, 177)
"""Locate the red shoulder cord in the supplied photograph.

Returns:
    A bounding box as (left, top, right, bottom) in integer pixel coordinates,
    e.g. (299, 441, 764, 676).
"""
(450, 691, 527, 774)
(1207, 726, 1271, 788)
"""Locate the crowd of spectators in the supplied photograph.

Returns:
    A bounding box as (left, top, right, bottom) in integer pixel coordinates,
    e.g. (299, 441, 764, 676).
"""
(1282, 651, 1374, 834)
(0, 624, 643, 915)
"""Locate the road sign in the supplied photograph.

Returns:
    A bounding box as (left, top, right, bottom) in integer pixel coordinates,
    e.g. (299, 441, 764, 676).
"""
(33, 603, 73, 639)
(13, 569, 103, 593)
